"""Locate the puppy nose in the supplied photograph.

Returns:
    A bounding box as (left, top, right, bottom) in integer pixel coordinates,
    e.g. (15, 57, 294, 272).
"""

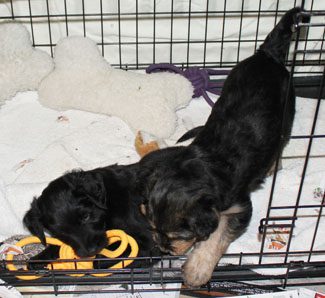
(76, 248, 93, 258)
(77, 246, 100, 257)
(87, 237, 107, 255)
(156, 235, 172, 252)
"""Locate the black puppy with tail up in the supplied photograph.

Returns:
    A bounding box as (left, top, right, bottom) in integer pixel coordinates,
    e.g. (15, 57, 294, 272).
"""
(138, 7, 310, 287)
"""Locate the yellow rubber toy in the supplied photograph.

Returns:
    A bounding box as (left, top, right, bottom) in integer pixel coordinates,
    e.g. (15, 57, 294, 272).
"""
(6, 229, 139, 280)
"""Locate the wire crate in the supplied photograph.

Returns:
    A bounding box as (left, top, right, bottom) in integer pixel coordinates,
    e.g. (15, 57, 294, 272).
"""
(0, 0, 324, 296)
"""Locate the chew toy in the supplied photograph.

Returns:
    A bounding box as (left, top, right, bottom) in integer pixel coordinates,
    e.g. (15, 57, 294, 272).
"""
(6, 229, 138, 280)
(135, 131, 165, 158)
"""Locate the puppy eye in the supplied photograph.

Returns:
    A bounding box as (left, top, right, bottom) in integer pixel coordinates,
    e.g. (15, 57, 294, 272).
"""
(81, 213, 91, 223)
(169, 231, 194, 241)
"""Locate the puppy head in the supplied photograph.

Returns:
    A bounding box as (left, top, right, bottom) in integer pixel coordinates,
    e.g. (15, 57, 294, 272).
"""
(139, 150, 222, 256)
(143, 191, 219, 255)
(23, 170, 109, 257)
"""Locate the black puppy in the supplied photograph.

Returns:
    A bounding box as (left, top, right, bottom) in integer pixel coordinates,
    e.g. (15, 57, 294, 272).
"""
(23, 164, 159, 267)
(23, 7, 308, 283)
(137, 8, 309, 287)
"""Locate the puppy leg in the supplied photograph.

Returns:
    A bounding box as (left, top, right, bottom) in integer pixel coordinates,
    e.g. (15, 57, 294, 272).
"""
(182, 204, 251, 287)
(182, 213, 232, 287)
(27, 245, 60, 270)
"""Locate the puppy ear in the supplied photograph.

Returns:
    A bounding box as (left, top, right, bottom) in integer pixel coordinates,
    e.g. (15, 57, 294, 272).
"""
(74, 171, 107, 209)
(23, 198, 47, 246)
(188, 196, 219, 241)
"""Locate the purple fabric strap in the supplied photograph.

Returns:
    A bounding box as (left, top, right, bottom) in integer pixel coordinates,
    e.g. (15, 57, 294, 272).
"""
(146, 63, 230, 107)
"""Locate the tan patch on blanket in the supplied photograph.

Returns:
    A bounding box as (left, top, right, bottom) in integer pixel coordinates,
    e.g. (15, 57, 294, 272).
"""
(12, 159, 34, 171)
(56, 115, 69, 122)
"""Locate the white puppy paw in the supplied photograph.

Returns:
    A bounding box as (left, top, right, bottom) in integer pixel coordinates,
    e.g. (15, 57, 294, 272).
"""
(182, 251, 215, 287)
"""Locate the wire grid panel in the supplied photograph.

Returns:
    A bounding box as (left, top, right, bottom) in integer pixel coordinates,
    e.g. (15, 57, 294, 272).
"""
(0, 0, 324, 294)
(255, 12, 325, 268)
(0, 0, 323, 69)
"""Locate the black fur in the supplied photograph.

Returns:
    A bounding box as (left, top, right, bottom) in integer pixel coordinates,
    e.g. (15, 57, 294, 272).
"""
(137, 7, 308, 265)
(23, 8, 308, 281)
(23, 165, 159, 267)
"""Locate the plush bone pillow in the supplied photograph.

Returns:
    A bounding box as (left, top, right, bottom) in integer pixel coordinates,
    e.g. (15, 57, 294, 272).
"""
(0, 22, 53, 105)
(38, 36, 193, 138)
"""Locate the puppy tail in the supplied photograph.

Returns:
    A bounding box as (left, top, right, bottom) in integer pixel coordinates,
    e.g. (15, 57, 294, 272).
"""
(177, 126, 204, 143)
(259, 7, 310, 64)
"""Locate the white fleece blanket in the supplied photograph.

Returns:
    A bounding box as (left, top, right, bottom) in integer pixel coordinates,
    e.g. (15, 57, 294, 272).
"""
(0, 90, 324, 274)
(0, 90, 209, 237)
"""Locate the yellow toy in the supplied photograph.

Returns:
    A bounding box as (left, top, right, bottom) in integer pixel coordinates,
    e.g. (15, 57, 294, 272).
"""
(6, 229, 138, 280)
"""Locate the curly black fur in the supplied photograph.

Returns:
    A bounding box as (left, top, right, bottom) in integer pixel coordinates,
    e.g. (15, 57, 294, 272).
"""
(23, 8, 309, 283)
(23, 165, 160, 267)
(135, 7, 309, 286)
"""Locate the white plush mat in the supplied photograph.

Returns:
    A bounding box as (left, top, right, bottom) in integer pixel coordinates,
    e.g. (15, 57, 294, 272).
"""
(0, 91, 324, 272)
